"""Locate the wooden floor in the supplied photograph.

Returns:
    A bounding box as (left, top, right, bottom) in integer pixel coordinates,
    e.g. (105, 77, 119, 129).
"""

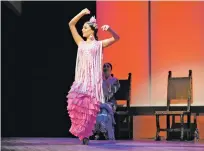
(1, 138, 204, 151)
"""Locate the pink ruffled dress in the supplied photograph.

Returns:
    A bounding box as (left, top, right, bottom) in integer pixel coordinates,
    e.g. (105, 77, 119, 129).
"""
(66, 40, 105, 140)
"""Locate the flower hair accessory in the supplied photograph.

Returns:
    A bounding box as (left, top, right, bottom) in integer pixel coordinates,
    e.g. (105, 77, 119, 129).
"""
(89, 16, 98, 29)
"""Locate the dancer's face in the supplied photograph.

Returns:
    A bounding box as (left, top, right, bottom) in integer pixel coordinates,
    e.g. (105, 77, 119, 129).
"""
(82, 23, 94, 38)
(103, 63, 112, 77)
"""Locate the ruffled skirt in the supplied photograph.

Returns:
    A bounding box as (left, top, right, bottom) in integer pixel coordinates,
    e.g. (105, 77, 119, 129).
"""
(66, 82, 100, 140)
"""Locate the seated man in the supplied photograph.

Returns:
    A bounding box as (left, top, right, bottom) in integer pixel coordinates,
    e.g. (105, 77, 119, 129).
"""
(93, 63, 120, 140)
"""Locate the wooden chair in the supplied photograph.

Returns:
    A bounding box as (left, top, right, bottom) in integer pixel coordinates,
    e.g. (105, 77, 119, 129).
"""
(114, 73, 133, 139)
(154, 70, 193, 141)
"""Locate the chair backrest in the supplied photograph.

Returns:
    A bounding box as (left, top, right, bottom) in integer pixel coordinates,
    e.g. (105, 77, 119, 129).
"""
(114, 73, 132, 110)
(167, 70, 192, 111)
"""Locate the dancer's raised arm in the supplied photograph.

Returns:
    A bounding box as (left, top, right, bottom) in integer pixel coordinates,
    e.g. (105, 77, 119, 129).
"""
(68, 8, 90, 46)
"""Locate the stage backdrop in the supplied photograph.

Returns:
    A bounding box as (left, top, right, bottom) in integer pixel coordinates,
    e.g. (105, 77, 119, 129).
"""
(97, 1, 150, 106)
(97, 1, 204, 107)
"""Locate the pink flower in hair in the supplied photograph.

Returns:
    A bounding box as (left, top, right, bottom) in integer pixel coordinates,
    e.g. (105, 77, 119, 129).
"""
(89, 16, 98, 29)
(89, 16, 97, 23)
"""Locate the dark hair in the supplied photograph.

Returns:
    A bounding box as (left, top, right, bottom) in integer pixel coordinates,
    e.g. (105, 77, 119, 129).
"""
(87, 22, 98, 40)
(103, 62, 112, 70)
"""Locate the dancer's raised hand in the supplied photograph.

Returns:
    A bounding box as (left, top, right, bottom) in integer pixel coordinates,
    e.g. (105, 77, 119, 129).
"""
(81, 8, 90, 15)
(101, 25, 110, 31)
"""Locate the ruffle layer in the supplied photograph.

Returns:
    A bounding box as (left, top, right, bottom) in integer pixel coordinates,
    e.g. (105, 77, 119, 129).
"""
(67, 87, 100, 140)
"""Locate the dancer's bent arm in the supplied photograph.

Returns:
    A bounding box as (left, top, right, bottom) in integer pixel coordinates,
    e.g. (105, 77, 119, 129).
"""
(101, 25, 120, 48)
(68, 8, 90, 46)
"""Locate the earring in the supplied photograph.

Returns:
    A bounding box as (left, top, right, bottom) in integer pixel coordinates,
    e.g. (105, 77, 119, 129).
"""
(90, 35, 94, 41)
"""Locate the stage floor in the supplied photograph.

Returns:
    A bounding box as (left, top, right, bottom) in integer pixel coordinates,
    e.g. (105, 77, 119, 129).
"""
(1, 138, 204, 151)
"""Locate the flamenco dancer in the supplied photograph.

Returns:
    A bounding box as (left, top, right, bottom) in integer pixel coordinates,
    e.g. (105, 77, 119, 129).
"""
(66, 8, 120, 145)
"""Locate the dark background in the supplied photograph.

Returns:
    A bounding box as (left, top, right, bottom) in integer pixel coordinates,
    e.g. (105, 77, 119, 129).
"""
(2, 1, 96, 137)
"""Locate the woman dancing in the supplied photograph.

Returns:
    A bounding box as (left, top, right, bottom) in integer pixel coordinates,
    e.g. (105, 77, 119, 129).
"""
(66, 8, 120, 145)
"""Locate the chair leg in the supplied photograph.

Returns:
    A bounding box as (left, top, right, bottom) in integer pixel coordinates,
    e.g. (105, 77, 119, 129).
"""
(166, 115, 170, 140)
(128, 116, 132, 139)
(127, 116, 130, 139)
(172, 115, 175, 125)
(187, 114, 191, 141)
(155, 115, 161, 141)
(180, 114, 184, 141)
(118, 117, 121, 139)
(115, 115, 119, 139)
